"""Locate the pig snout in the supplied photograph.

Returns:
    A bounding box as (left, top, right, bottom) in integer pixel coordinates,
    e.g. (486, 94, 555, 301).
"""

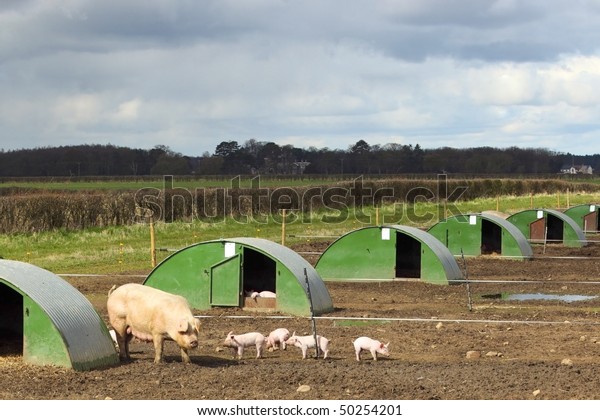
(187, 337, 199, 349)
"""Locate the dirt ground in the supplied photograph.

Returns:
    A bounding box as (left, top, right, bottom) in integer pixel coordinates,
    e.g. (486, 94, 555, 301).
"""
(3, 238, 600, 401)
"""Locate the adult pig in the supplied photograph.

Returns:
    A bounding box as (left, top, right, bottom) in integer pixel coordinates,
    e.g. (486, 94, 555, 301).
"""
(107, 283, 201, 364)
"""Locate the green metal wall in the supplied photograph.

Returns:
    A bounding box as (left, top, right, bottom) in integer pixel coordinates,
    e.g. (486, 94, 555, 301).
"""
(22, 293, 72, 368)
(428, 214, 480, 256)
(315, 227, 396, 281)
(144, 241, 319, 316)
(420, 242, 456, 285)
(427, 214, 532, 258)
(564, 204, 598, 232)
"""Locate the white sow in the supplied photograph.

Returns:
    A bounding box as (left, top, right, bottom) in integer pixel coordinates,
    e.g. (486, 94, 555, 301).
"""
(106, 283, 201, 364)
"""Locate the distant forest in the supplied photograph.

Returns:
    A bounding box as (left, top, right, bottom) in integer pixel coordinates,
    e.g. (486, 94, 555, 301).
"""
(0, 140, 598, 177)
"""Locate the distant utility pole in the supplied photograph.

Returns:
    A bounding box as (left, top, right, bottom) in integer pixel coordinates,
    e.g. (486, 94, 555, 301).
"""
(293, 160, 310, 175)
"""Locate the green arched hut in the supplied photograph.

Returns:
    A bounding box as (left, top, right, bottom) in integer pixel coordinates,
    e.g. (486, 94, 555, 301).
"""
(144, 237, 334, 316)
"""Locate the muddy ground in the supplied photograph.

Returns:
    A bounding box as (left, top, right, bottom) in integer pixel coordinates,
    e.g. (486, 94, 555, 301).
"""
(3, 238, 600, 400)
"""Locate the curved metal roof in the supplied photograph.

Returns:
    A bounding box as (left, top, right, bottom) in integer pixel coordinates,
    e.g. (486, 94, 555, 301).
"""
(0, 260, 118, 370)
(564, 204, 598, 211)
(208, 237, 333, 314)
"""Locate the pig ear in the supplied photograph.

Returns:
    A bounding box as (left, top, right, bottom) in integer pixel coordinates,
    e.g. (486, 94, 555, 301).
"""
(379, 343, 385, 349)
(227, 330, 234, 337)
(177, 319, 189, 333)
(385, 342, 390, 347)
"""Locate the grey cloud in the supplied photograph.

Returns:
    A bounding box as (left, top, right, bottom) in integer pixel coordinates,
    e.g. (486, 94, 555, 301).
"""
(2, 1, 600, 155)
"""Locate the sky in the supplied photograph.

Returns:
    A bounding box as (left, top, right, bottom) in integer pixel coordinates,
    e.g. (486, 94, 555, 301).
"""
(2, 0, 600, 157)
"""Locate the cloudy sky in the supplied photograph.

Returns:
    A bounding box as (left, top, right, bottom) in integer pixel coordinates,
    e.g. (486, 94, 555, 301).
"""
(2, 0, 600, 156)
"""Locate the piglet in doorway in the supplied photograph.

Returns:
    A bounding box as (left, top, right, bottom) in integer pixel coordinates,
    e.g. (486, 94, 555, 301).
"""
(250, 291, 276, 299)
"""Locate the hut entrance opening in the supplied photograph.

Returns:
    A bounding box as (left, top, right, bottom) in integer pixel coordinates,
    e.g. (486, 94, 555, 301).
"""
(395, 233, 421, 278)
(546, 214, 564, 243)
(0, 282, 23, 356)
(481, 219, 502, 254)
(242, 248, 277, 309)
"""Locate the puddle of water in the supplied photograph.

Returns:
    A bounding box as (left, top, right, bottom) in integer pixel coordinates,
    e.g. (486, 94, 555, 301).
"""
(482, 293, 598, 303)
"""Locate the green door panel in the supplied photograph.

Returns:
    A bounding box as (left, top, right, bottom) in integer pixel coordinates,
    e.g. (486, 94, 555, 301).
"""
(209, 254, 241, 306)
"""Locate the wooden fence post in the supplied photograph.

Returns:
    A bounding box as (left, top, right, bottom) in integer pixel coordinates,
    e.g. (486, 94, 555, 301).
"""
(150, 217, 157, 268)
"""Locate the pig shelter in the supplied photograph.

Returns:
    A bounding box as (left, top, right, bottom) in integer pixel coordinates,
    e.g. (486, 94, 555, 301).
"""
(507, 208, 587, 247)
(427, 213, 533, 259)
(0, 259, 119, 371)
(563, 204, 600, 233)
(144, 237, 334, 316)
(314, 225, 464, 285)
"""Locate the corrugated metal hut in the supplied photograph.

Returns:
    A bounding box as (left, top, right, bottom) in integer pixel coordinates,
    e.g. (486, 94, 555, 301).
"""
(427, 213, 533, 259)
(314, 225, 464, 285)
(563, 204, 599, 233)
(0, 259, 119, 371)
(507, 208, 587, 247)
(144, 237, 334, 316)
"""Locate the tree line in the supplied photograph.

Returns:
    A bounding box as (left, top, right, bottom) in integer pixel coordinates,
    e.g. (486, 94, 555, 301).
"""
(0, 141, 597, 177)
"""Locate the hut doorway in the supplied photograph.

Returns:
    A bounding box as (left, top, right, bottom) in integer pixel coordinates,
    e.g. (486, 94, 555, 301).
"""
(395, 233, 421, 278)
(546, 214, 564, 243)
(481, 219, 502, 254)
(0, 282, 23, 356)
(242, 248, 277, 310)
(243, 248, 276, 295)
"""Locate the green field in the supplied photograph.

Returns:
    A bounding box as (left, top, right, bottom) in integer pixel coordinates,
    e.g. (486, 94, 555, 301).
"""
(1, 190, 598, 275)
(0, 175, 349, 191)
(3, 173, 598, 192)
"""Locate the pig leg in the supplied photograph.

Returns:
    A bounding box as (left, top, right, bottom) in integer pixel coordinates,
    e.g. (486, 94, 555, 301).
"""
(112, 324, 130, 361)
(301, 345, 308, 359)
(153, 334, 165, 363)
(237, 346, 244, 360)
(370, 349, 378, 361)
(256, 343, 264, 359)
(355, 349, 362, 362)
(180, 348, 191, 363)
